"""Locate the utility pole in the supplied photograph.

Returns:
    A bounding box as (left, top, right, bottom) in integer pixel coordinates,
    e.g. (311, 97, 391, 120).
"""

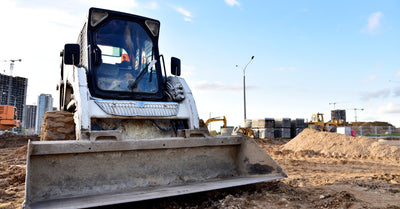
(236, 56, 254, 122)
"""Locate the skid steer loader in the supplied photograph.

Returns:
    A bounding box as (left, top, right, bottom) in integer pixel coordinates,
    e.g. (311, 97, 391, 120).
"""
(24, 8, 286, 209)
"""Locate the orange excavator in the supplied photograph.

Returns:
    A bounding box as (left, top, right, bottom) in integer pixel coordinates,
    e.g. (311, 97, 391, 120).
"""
(0, 105, 20, 131)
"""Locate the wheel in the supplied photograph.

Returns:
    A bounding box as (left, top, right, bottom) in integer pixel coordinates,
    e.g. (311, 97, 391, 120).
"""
(328, 125, 337, 132)
(315, 126, 324, 131)
(40, 111, 76, 141)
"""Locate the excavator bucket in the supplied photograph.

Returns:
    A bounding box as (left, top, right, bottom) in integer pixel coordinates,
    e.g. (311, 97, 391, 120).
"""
(24, 135, 286, 209)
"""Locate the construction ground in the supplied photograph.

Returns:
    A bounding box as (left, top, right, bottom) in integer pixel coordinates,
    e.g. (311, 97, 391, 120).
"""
(1, 129, 399, 209)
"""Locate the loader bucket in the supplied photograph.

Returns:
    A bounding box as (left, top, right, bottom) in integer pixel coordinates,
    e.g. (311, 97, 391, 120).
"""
(24, 135, 286, 209)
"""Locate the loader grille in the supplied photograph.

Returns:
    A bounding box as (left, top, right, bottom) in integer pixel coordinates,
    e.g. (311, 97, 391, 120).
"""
(95, 100, 179, 117)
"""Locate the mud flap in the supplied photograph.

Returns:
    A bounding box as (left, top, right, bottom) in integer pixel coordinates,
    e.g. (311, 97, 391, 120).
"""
(24, 136, 286, 209)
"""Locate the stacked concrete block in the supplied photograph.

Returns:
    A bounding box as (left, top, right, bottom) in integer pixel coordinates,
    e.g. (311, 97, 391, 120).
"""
(290, 118, 305, 138)
(275, 118, 291, 128)
(291, 118, 305, 128)
(281, 128, 291, 138)
(248, 117, 305, 139)
(251, 118, 274, 129)
(275, 118, 291, 138)
(258, 128, 274, 138)
(263, 118, 275, 128)
(251, 119, 259, 129)
(274, 129, 281, 138)
(251, 118, 275, 139)
(253, 129, 260, 138)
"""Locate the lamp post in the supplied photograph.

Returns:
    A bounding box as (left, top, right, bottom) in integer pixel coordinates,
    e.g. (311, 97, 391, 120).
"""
(236, 56, 254, 122)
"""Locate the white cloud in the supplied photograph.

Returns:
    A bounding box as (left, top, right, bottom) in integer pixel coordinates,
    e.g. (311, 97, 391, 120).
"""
(360, 88, 390, 101)
(393, 87, 400, 97)
(374, 62, 382, 71)
(0, 0, 85, 105)
(362, 11, 383, 34)
(146, 2, 158, 10)
(183, 17, 192, 22)
(395, 71, 400, 77)
(225, 0, 240, 7)
(368, 12, 383, 30)
(364, 75, 376, 83)
(378, 103, 400, 114)
(193, 80, 242, 92)
(192, 80, 261, 93)
(181, 64, 196, 77)
(175, 7, 193, 22)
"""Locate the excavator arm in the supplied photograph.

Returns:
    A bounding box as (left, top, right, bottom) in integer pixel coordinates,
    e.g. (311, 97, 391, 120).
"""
(205, 116, 227, 128)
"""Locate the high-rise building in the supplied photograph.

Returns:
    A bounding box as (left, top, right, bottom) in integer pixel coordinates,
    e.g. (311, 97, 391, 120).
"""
(0, 73, 28, 129)
(36, 94, 53, 134)
(24, 105, 37, 134)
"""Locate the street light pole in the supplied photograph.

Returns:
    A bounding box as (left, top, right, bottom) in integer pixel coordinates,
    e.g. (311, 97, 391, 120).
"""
(236, 56, 254, 122)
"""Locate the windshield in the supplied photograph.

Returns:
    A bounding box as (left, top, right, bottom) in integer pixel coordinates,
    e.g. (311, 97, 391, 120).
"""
(94, 19, 158, 93)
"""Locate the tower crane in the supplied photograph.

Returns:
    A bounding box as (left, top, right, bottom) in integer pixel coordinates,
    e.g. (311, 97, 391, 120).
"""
(2, 59, 22, 106)
(2, 59, 22, 76)
(353, 108, 364, 123)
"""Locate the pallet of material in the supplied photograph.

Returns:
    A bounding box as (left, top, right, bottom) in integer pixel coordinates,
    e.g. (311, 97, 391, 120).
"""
(291, 118, 305, 128)
(252, 118, 274, 128)
(275, 118, 291, 128)
(257, 128, 274, 139)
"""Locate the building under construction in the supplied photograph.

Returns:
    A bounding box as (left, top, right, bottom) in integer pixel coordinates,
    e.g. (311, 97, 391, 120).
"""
(0, 73, 28, 129)
(24, 105, 37, 134)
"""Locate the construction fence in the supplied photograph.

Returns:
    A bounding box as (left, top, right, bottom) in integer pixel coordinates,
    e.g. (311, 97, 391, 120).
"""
(350, 126, 399, 136)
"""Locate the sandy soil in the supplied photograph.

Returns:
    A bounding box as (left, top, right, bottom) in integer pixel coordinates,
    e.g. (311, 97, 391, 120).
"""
(0, 130, 399, 209)
(0, 132, 39, 208)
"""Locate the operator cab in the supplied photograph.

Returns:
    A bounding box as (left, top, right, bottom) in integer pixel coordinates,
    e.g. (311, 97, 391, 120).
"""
(63, 8, 178, 101)
(88, 8, 163, 100)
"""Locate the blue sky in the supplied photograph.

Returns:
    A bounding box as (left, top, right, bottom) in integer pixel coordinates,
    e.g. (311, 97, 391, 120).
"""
(0, 0, 399, 128)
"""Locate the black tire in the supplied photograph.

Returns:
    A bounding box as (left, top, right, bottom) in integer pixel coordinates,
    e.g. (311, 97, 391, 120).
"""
(40, 111, 76, 141)
(328, 125, 337, 132)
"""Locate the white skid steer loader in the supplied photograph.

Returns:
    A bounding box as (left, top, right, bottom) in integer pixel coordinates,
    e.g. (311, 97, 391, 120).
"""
(24, 7, 286, 209)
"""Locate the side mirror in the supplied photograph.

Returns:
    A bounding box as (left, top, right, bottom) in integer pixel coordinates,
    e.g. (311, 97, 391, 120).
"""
(63, 44, 80, 66)
(171, 57, 181, 76)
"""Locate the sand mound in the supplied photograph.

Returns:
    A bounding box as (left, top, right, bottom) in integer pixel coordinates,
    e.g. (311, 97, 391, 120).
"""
(13, 145, 28, 158)
(0, 133, 39, 148)
(283, 129, 400, 158)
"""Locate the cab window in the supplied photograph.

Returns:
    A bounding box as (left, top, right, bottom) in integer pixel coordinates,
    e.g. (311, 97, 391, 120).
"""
(94, 19, 158, 93)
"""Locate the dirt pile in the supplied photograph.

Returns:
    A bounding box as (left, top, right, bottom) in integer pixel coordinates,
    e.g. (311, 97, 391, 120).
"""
(0, 132, 39, 148)
(0, 133, 38, 208)
(1, 132, 400, 208)
(283, 129, 400, 158)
